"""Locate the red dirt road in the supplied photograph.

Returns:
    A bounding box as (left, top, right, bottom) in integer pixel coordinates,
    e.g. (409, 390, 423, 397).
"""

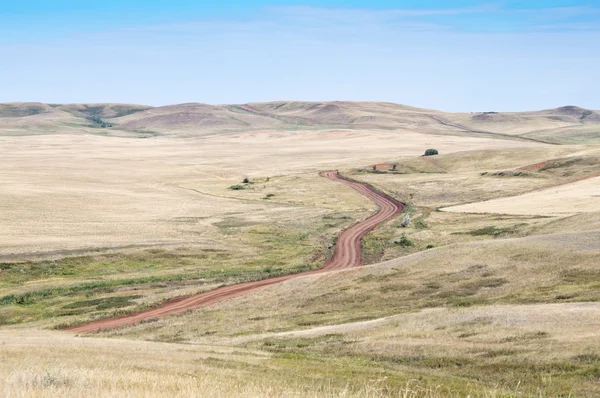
(66, 171, 404, 333)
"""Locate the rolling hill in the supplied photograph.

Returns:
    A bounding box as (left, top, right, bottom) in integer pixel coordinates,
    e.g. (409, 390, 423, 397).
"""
(2, 101, 598, 143)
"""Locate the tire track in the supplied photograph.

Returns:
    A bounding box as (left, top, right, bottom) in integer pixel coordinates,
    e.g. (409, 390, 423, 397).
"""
(66, 171, 404, 333)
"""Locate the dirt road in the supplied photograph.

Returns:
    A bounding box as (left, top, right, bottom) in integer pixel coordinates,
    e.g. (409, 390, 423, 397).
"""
(66, 171, 403, 333)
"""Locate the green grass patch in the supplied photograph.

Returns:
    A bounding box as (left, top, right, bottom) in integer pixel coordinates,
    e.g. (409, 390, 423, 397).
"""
(62, 295, 142, 311)
(455, 223, 528, 237)
(361, 232, 392, 263)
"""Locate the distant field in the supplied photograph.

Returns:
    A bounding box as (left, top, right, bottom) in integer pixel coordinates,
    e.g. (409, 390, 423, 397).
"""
(444, 175, 600, 216)
(0, 128, 538, 257)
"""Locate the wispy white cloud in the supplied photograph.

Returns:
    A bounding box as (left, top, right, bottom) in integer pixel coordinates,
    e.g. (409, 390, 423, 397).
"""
(267, 4, 600, 33)
(79, 3, 600, 43)
(270, 4, 497, 20)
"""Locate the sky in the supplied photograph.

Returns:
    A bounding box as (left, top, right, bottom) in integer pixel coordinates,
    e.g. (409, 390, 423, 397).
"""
(1, 1, 599, 111)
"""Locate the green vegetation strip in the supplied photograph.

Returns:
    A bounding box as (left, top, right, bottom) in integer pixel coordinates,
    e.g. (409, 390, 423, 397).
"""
(0, 264, 313, 307)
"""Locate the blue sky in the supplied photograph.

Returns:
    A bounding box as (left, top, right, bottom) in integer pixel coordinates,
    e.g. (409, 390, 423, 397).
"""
(1, 1, 599, 111)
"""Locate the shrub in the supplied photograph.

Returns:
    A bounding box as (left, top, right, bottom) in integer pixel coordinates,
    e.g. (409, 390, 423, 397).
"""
(414, 218, 428, 229)
(242, 177, 250, 184)
(424, 149, 439, 156)
(395, 233, 414, 247)
(229, 185, 245, 190)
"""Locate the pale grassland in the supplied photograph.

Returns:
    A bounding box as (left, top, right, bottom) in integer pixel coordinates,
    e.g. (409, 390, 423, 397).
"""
(342, 145, 600, 264)
(523, 125, 600, 145)
(0, 209, 360, 326)
(0, 329, 497, 398)
(107, 229, 600, 340)
(3, 228, 597, 397)
(97, 229, 600, 396)
(444, 176, 600, 215)
(1, 130, 540, 328)
(351, 146, 600, 208)
(0, 130, 534, 257)
(2, 103, 600, 397)
(1, 131, 539, 327)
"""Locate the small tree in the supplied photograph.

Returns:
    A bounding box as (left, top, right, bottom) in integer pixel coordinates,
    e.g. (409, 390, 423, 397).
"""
(242, 177, 250, 184)
(391, 164, 397, 171)
(424, 149, 438, 156)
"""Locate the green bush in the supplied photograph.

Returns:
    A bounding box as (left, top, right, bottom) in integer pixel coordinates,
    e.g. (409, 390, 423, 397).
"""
(394, 233, 414, 247)
(414, 218, 428, 229)
(229, 185, 245, 190)
(424, 149, 439, 156)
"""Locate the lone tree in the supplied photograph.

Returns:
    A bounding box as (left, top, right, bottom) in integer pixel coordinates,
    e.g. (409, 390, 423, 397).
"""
(424, 149, 439, 156)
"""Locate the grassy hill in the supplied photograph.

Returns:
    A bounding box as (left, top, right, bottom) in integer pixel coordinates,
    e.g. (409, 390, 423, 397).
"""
(2, 101, 599, 143)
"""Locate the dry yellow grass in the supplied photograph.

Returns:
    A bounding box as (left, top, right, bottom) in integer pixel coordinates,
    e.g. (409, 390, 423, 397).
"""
(106, 228, 600, 338)
(4, 228, 598, 396)
(444, 176, 600, 216)
(0, 329, 473, 398)
(0, 129, 539, 258)
(2, 101, 600, 397)
(2, 300, 598, 397)
(91, 229, 600, 396)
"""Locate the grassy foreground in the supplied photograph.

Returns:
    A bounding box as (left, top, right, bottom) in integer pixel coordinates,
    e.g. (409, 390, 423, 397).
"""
(2, 146, 600, 397)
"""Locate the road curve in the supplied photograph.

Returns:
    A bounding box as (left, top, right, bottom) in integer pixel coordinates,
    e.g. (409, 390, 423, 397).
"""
(66, 171, 404, 333)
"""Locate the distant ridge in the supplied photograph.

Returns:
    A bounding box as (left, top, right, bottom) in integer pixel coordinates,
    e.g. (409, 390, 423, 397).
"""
(1, 101, 598, 144)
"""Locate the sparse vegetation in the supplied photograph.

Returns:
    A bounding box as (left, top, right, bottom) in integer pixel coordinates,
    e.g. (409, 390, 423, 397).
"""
(454, 224, 527, 237)
(581, 109, 593, 120)
(0, 104, 45, 117)
(2, 102, 600, 397)
(413, 217, 428, 229)
(394, 233, 414, 247)
(85, 115, 113, 128)
(480, 170, 533, 177)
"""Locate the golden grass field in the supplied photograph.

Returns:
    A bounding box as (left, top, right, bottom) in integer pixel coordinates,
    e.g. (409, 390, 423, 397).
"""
(1, 101, 599, 397)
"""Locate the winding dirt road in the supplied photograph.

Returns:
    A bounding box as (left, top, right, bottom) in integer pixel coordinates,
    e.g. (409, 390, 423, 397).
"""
(66, 171, 403, 333)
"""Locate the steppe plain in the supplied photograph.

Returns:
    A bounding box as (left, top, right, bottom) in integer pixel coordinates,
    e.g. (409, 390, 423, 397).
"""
(1, 102, 599, 397)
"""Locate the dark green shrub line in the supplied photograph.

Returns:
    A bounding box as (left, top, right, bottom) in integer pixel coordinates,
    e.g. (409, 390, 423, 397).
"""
(85, 115, 113, 128)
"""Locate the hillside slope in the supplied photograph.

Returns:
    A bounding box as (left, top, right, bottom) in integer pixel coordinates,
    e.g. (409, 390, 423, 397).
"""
(2, 101, 598, 142)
